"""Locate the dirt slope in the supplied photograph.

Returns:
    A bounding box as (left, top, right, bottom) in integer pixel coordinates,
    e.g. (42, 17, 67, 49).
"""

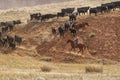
(0, 11, 120, 63)
(35, 12, 120, 62)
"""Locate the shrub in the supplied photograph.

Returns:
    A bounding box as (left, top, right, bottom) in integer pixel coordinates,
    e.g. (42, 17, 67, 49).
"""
(41, 65, 52, 72)
(85, 65, 103, 73)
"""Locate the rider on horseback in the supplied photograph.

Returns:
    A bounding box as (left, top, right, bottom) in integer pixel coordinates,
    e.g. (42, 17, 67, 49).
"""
(73, 36, 79, 47)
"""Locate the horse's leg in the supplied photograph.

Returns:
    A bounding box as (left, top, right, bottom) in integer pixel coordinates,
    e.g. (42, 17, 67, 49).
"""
(81, 49, 83, 55)
(78, 48, 81, 54)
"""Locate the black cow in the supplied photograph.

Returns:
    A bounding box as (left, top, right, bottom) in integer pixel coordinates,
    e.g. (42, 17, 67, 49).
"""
(64, 21, 71, 31)
(58, 25, 64, 37)
(0, 38, 7, 47)
(77, 6, 90, 15)
(2, 26, 8, 33)
(69, 12, 78, 22)
(102, 3, 116, 12)
(15, 35, 22, 45)
(57, 12, 65, 18)
(7, 35, 14, 43)
(9, 42, 16, 50)
(0, 22, 7, 27)
(100, 6, 108, 13)
(112, 1, 120, 9)
(40, 14, 56, 22)
(89, 8, 98, 16)
(7, 22, 14, 31)
(30, 13, 41, 20)
(69, 28, 76, 36)
(61, 8, 75, 15)
(13, 20, 21, 25)
(41, 15, 46, 22)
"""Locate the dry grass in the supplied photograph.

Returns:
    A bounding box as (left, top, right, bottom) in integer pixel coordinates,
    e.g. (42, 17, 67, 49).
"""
(85, 65, 103, 73)
(0, 54, 120, 80)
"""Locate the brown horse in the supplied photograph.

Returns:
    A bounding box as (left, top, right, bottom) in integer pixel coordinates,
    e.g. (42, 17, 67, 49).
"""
(71, 21, 89, 30)
(67, 39, 86, 55)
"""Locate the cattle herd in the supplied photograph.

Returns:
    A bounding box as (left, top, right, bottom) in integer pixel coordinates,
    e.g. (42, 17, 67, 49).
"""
(0, 1, 120, 51)
(30, 1, 120, 22)
(0, 20, 22, 50)
(52, 20, 89, 38)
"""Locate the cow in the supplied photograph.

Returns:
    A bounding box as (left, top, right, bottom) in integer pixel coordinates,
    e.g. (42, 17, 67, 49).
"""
(0, 38, 7, 47)
(57, 12, 65, 18)
(7, 35, 14, 43)
(2, 26, 8, 33)
(89, 8, 98, 16)
(13, 20, 21, 25)
(69, 12, 78, 22)
(15, 35, 22, 45)
(112, 1, 120, 9)
(102, 3, 116, 12)
(77, 6, 90, 15)
(69, 28, 76, 36)
(30, 13, 41, 20)
(61, 8, 75, 15)
(9, 42, 16, 50)
(58, 25, 65, 38)
(64, 21, 71, 31)
(7, 22, 14, 31)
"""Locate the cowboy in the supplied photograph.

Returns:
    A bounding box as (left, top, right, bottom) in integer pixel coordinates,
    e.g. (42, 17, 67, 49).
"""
(73, 36, 79, 47)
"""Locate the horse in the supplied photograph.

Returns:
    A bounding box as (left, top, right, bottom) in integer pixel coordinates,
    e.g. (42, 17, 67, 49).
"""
(67, 39, 86, 55)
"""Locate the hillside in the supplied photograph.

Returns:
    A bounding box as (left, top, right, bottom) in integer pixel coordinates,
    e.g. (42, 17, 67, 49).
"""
(0, 10, 119, 63)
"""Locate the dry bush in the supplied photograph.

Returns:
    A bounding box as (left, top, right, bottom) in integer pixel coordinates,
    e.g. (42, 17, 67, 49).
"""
(41, 65, 52, 72)
(85, 65, 103, 73)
